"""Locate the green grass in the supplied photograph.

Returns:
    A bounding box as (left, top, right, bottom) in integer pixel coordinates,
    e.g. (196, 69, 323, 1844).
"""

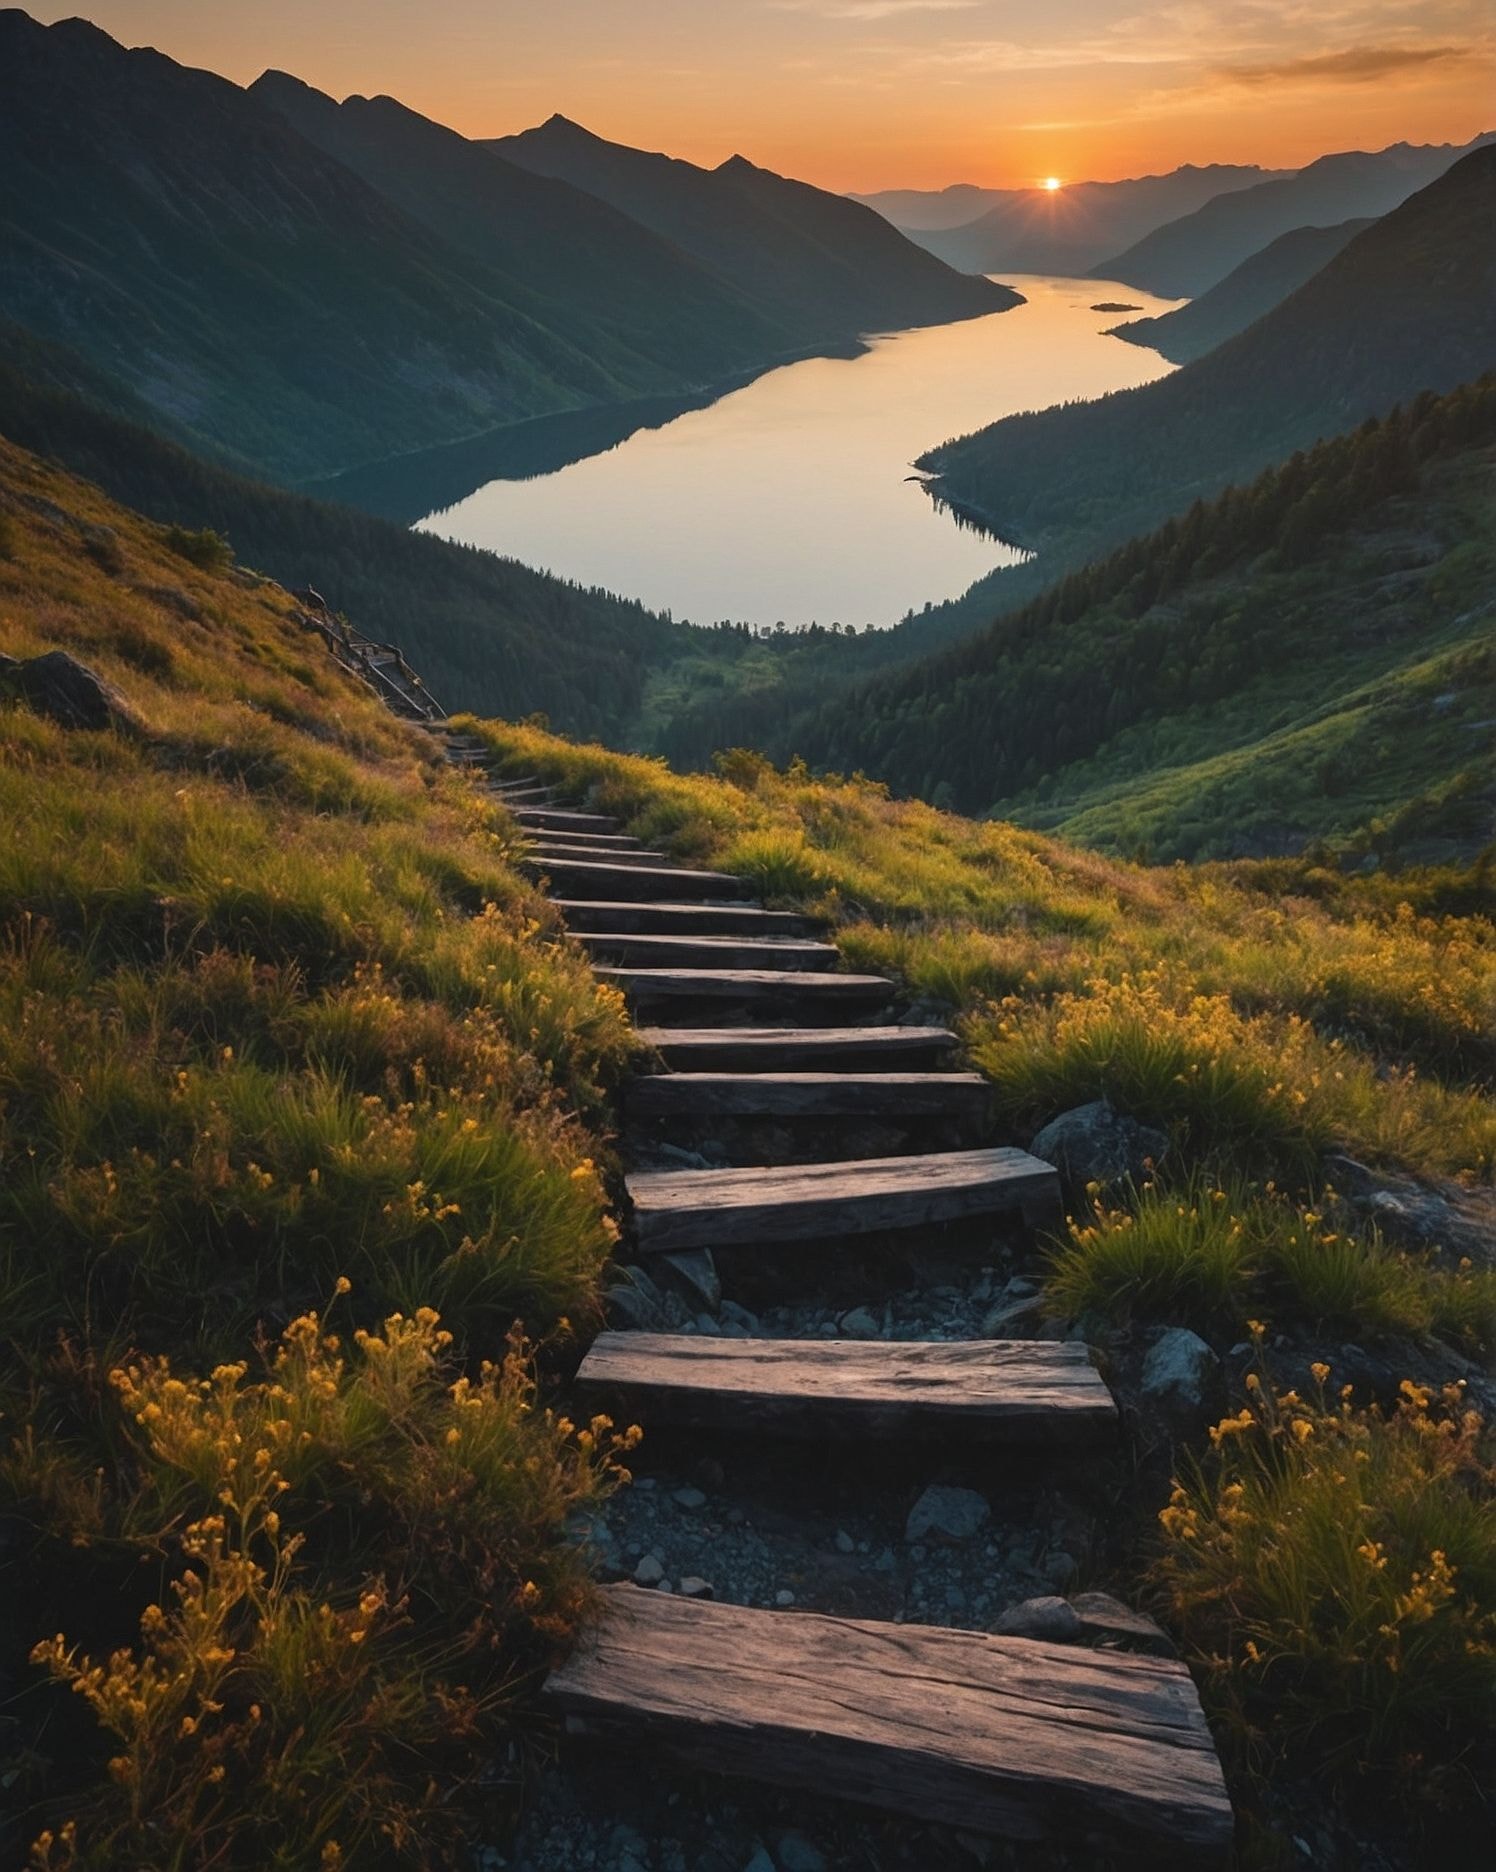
(0, 436, 637, 1865)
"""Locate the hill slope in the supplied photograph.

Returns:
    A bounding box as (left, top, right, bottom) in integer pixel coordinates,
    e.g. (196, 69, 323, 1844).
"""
(918, 147, 1496, 561)
(794, 377, 1496, 863)
(1109, 219, 1373, 363)
(886, 165, 1281, 277)
(0, 349, 701, 738)
(0, 10, 658, 483)
(247, 72, 800, 386)
(493, 114, 1020, 330)
(1096, 135, 1493, 297)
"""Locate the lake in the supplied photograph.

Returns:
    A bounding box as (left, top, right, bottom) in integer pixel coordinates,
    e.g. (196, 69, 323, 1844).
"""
(415, 275, 1182, 630)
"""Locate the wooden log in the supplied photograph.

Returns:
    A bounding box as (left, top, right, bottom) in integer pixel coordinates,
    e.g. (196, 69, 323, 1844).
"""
(626, 1146, 1061, 1253)
(578, 933, 840, 972)
(596, 967, 893, 1009)
(543, 1588, 1232, 1858)
(510, 808, 619, 834)
(634, 1025, 957, 1070)
(623, 1069, 989, 1119)
(576, 1333, 1117, 1445)
(556, 901, 817, 938)
(528, 831, 645, 851)
(527, 860, 750, 902)
(528, 840, 670, 868)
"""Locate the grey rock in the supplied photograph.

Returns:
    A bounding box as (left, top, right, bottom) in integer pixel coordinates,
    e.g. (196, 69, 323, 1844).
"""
(1142, 1327, 1219, 1415)
(992, 1596, 1082, 1642)
(1030, 1100, 1168, 1191)
(1325, 1152, 1495, 1266)
(834, 1529, 856, 1555)
(659, 1247, 721, 1312)
(743, 1849, 776, 1872)
(605, 1263, 667, 1331)
(7, 650, 141, 736)
(837, 1306, 880, 1338)
(1043, 1550, 1078, 1587)
(694, 1312, 722, 1336)
(777, 1833, 827, 1872)
(672, 1486, 707, 1510)
(680, 1576, 714, 1599)
(654, 1142, 713, 1171)
(1070, 1590, 1177, 1658)
(982, 1293, 1046, 1335)
(774, 1588, 795, 1606)
(633, 1553, 665, 1587)
(905, 1484, 990, 1544)
(720, 1300, 761, 1333)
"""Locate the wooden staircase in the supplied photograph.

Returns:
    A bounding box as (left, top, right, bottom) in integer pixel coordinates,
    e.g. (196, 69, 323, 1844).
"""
(436, 733, 1233, 1861)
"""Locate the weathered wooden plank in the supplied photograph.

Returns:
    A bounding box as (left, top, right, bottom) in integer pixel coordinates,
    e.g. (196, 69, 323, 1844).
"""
(578, 933, 840, 972)
(626, 1146, 1060, 1253)
(529, 860, 750, 902)
(596, 967, 893, 1010)
(544, 1588, 1232, 1857)
(510, 808, 618, 834)
(528, 841, 671, 868)
(528, 830, 645, 851)
(634, 1025, 958, 1070)
(624, 1069, 989, 1119)
(556, 901, 816, 937)
(494, 784, 560, 805)
(576, 1333, 1117, 1444)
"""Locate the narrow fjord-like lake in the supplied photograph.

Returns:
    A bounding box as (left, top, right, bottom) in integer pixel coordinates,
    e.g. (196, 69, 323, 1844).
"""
(417, 275, 1182, 629)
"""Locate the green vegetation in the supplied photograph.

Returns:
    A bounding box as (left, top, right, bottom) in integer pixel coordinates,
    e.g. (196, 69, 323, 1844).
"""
(468, 718, 1495, 1839)
(0, 437, 640, 1865)
(1158, 1355, 1496, 1806)
(789, 377, 1496, 863)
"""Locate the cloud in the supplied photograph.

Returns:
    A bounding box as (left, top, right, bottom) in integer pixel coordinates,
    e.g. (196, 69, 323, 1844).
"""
(772, 0, 980, 18)
(1212, 42, 1473, 85)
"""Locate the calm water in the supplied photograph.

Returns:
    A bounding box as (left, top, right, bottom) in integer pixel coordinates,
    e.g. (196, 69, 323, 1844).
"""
(417, 275, 1182, 629)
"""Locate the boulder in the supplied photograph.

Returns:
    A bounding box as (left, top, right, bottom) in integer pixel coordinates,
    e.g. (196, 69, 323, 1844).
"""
(5, 650, 140, 735)
(905, 1483, 990, 1544)
(1325, 1153, 1494, 1267)
(659, 1247, 721, 1313)
(1070, 1591, 1177, 1657)
(992, 1596, 1082, 1642)
(1030, 1101, 1168, 1191)
(1141, 1327, 1220, 1416)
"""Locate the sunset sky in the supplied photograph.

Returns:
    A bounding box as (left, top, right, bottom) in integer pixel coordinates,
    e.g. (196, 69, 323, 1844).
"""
(28, 1, 1496, 189)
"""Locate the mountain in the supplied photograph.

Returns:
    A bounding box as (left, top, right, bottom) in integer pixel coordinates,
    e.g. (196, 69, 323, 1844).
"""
(874, 165, 1284, 278)
(789, 376, 1496, 863)
(1095, 134, 1495, 297)
(917, 147, 1496, 564)
(247, 73, 798, 386)
(0, 338, 698, 738)
(492, 114, 1020, 330)
(0, 10, 655, 484)
(1109, 219, 1374, 363)
(849, 182, 1013, 232)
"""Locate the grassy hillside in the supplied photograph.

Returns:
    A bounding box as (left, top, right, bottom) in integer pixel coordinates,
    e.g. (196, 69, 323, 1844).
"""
(787, 378, 1496, 863)
(0, 435, 642, 1865)
(462, 718, 1496, 1856)
(0, 356, 709, 740)
(920, 147, 1496, 560)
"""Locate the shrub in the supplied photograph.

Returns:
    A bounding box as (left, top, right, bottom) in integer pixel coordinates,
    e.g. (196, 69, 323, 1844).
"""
(15, 1305, 639, 1868)
(161, 525, 233, 573)
(1156, 1359, 1496, 1801)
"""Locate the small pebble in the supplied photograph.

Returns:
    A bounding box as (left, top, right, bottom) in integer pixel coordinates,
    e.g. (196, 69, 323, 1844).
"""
(774, 1589, 796, 1607)
(634, 1553, 665, 1587)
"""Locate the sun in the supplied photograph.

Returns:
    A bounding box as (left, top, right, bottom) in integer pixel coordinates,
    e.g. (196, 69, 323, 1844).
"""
(1041, 176, 1063, 192)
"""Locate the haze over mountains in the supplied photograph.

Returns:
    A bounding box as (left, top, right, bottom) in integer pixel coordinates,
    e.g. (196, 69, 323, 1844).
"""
(1096, 134, 1496, 297)
(0, 10, 1009, 487)
(867, 166, 1281, 277)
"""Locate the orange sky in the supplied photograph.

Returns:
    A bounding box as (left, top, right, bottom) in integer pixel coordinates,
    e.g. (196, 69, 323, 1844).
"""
(27, 2, 1496, 189)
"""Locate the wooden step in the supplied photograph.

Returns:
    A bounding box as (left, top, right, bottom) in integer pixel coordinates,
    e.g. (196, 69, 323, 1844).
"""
(533, 860, 750, 903)
(596, 967, 894, 1014)
(579, 933, 840, 972)
(624, 1069, 989, 1119)
(543, 1588, 1232, 1858)
(577, 1334, 1116, 1445)
(529, 841, 670, 869)
(496, 784, 560, 805)
(626, 1146, 1060, 1254)
(557, 900, 817, 938)
(488, 775, 540, 792)
(530, 830, 645, 852)
(511, 808, 618, 835)
(635, 1026, 958, 1070)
